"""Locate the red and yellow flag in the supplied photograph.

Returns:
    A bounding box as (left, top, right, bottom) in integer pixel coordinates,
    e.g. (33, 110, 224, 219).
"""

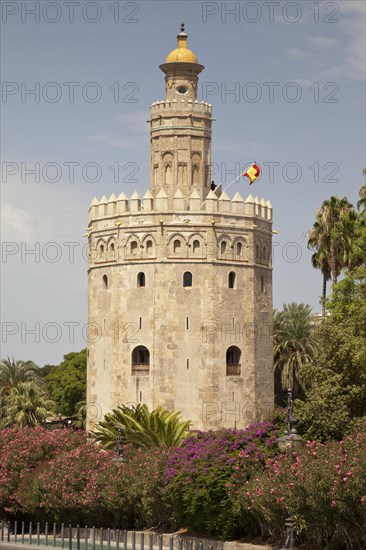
(243, 162, 260, 185)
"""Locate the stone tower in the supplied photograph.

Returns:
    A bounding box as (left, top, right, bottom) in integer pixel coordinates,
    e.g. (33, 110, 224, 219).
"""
(86, 25, 274, 431)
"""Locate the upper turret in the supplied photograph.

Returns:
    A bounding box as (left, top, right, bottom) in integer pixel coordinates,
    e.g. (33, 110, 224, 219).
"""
(150, 23, 212, 206)
(159, 22, 204, 103)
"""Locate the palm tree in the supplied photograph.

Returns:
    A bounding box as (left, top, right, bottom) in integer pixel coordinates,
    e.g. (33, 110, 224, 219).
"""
(0, 357, 42, 395)
(94, 403, 191, 449)
(273, 303, 317, 398)
(0, 382, 56, 428)
(307, 220, 331, 314)
(308, 196, 357, 300)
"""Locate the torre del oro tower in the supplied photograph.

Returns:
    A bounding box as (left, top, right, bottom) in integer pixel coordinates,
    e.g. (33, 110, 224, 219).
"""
(86, 25, 274, 430)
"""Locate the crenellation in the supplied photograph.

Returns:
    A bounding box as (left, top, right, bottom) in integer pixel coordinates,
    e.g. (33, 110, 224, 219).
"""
(232, 192, 244, 214)
(107, 194, 117, 215)
(89, 190, 273, 223)
(155, 188, 168, 210)
(173, 188, 185, 210)
(99, 195, 108, 216)
(130, 191, 141, 212)
(205, 189, 218, 212)
(117, 192, 129, 214)
(218, 191, 230, 213)
(260, 198, 267, 220)
(244, 193, 255, 216)
(189, 188, 201, 211)
(143, 190, 154, 211)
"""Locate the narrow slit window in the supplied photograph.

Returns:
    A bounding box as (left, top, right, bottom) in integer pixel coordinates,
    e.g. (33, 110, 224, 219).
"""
(261, 275, 265, 293)
(102, 274, 108, 289)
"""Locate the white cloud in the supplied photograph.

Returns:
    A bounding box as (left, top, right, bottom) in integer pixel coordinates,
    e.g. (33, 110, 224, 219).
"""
(318, 2, 365, 80)
(1, 203, 36, 241)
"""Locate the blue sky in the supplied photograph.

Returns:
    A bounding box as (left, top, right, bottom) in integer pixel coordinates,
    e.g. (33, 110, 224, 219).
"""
(1, 0, 365, 366)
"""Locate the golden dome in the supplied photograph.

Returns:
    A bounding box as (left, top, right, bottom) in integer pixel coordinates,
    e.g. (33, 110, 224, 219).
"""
(165, 23, 199, 64)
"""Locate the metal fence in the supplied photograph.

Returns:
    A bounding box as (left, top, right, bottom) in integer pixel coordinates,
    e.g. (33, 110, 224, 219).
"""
(0, 522, 208, 550)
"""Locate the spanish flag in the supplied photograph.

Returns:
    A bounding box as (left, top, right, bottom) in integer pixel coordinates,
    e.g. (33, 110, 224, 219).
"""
(243, 162, 261, 185)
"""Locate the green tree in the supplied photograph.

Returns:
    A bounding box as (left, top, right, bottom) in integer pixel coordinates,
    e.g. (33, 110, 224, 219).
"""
(0, 358, 43, 395)
(308, 196, 358, 304)
(94, 403, 191, 449)
(45, 349, 87, 416)
(0, 382, 56, 428)
(296, 267, 366, 440)
(273, 303, 317, 400)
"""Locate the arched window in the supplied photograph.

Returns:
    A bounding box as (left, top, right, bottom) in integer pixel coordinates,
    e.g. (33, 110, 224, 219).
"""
(228, 271, 236, 289)
(183, 272, 192, 287)
(137, 272, 145, 287)
(263, 245, 267, 262)
(226, 346, 241, 376)
(99, 243, 105, 260)
(130, 241, 138, 257)
(102, 274, 108, 290)
(131, 346, 150, 375)
(236, 242, 242, 258)
(174, 239, 181, 253)
(221, 241, 227, 255)
(256, 244, 260, 259)
(192, 239, 200, 253)
(146, 240, 153, 255)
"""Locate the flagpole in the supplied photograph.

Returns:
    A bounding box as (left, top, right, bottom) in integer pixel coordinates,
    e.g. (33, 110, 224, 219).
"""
(222, 173, 243, 194)
(200, 172, 243, 208)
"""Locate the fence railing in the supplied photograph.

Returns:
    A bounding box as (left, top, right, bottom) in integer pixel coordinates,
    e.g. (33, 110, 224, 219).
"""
(0, 522, 210, 550)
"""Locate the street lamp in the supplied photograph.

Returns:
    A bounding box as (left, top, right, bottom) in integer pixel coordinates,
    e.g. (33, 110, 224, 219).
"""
(278, 389, 304, 550)
(113, 428, 126, 463)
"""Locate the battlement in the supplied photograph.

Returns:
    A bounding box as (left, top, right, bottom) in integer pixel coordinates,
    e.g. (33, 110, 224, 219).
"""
(151, 99, 212, 115)
(88, 189, 273, 223)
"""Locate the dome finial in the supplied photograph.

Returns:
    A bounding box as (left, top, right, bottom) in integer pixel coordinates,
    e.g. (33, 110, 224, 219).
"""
(164, 22, 200, 64)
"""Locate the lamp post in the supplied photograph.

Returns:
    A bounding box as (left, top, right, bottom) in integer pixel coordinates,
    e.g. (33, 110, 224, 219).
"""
(113, 428, 126, 463)
(278, 389, 304, 550)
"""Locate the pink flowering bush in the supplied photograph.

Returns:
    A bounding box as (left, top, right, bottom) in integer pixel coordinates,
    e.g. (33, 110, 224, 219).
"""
(1, 428, 171, 528)
(231, 425, 366, 549)
(0, 427, 85, 516)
